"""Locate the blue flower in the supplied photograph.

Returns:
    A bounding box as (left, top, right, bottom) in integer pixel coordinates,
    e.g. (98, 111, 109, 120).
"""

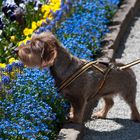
(7, 89, 13, 94)
(0, 67, 68, 139)
(0, 0, 121, 139)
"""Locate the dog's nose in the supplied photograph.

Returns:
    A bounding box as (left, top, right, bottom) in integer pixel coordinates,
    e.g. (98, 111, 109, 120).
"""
(14, 48, 19, 54)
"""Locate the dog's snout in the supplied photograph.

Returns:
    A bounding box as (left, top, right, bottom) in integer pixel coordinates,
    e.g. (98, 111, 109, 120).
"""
(14, 48, 19, 54)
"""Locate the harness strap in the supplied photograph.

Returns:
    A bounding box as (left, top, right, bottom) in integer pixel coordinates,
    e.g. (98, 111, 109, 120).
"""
(58, 58, 140, 100)
(58, 61, 105, 92)
(87, 67, 112, 101)
(87, 59, 140, 101)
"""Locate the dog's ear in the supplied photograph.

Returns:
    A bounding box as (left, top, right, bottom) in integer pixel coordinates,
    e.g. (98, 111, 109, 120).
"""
(41, 45, 57, 67)
(31, 32, 58, 67)
(18, 45, 33, 66)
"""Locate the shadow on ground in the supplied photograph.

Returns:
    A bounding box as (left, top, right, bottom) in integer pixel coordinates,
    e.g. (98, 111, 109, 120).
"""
(114, 11, 140, 59)
(85, 118, 140, 140)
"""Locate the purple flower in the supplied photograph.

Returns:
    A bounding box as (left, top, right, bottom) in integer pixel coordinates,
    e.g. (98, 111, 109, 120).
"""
(17, 61, 24, 69)
(9, 13, 16, 21)
(4, 64, 13, 73)
(50, 21, 55, 26)
(12, 61, 24, 69)
(2, 1, 18, 18)
(1, 75, 10, 84)
(0, 82, 2, 91)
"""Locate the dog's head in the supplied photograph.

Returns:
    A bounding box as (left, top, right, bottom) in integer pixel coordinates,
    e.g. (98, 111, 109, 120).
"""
(17, 32, 58, 68)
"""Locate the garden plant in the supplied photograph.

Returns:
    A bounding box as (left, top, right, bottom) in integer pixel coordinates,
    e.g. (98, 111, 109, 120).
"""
(0, 0, 121, 139)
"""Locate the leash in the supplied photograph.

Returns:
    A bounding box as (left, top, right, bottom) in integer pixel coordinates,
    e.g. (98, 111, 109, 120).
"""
(119, 59, 140, 70)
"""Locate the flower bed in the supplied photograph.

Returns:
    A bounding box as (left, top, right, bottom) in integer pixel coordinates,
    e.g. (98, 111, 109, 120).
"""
(0, 0, 61, 63)
(0, 68, 68, 139)
(0, 0, 121, 139)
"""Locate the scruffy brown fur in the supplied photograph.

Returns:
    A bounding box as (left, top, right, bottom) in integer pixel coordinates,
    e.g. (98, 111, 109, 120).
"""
(17, 31, 140, 123)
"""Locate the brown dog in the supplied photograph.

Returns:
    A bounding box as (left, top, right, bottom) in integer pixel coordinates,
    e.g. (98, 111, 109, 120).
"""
(17, 31, 140, 123)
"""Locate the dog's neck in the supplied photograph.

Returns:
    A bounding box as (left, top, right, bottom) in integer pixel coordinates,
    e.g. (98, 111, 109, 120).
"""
(50, 45, 83, 85)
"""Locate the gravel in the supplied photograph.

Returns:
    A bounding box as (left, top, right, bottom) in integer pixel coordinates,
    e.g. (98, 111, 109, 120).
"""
(83, 12, 140, 140)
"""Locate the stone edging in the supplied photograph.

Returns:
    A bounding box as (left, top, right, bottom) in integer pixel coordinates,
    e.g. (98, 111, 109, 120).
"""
(57, 0, 140, 139)
(100, 0, 140, 61)
(57, 123, 84, 140)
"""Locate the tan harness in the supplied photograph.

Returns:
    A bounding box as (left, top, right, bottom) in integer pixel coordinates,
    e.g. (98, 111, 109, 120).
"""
(58, 59, 140, 101)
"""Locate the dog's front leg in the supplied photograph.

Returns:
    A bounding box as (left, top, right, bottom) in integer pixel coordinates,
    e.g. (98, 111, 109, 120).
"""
(69, 105, 74, 119)
(68, 98, 87, 123)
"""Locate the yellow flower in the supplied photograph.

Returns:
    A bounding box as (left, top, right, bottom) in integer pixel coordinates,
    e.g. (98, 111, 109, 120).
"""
(9, 57, 16, 64)
(51, 5, 60, 12)
(18, 36, 31, 46)
(10, 71, 15, 78)
(49, 2, 55, 7)
(41, 4, 50, 13)
(37, 20, 43, 27)
(23, 28, 34, 36)
(29, 29, 34, 35)
(10, 36, 16, 42)
(43, 10, 51, 19)
(18, 1, 61, 48)
(48, 14, 53, 20)
(24, 36, 31, 44)
(18, 41, 24, 46)
(51, 0, 61, 3)
(50, 1, 61, 12)
(31, 21, 37, 30)
(38, 19, 46, 26)
(23, 28, 29, 36)
(0, 63, 6, 68)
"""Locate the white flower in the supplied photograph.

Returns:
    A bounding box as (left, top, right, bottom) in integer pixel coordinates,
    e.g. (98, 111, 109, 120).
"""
(0, 30, 2, 36)
(34, 7, 38, 11)
(19, 3, 26, 9)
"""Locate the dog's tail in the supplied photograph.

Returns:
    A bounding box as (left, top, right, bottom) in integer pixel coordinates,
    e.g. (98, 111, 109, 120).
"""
(119, 59, 140, 70)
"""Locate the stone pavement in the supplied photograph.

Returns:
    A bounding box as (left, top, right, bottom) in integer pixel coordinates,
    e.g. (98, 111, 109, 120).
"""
(83, 12, 140, 140)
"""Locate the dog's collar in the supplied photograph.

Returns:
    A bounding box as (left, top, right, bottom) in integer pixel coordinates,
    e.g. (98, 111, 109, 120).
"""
(58, 61, 105, 92)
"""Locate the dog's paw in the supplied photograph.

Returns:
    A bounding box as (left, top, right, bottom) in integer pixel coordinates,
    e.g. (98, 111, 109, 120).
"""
(66, 117, 83, 124)
(131, 116, 140, 123)
(69, 111, 74, 119)
(131, 111, 140, 123)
